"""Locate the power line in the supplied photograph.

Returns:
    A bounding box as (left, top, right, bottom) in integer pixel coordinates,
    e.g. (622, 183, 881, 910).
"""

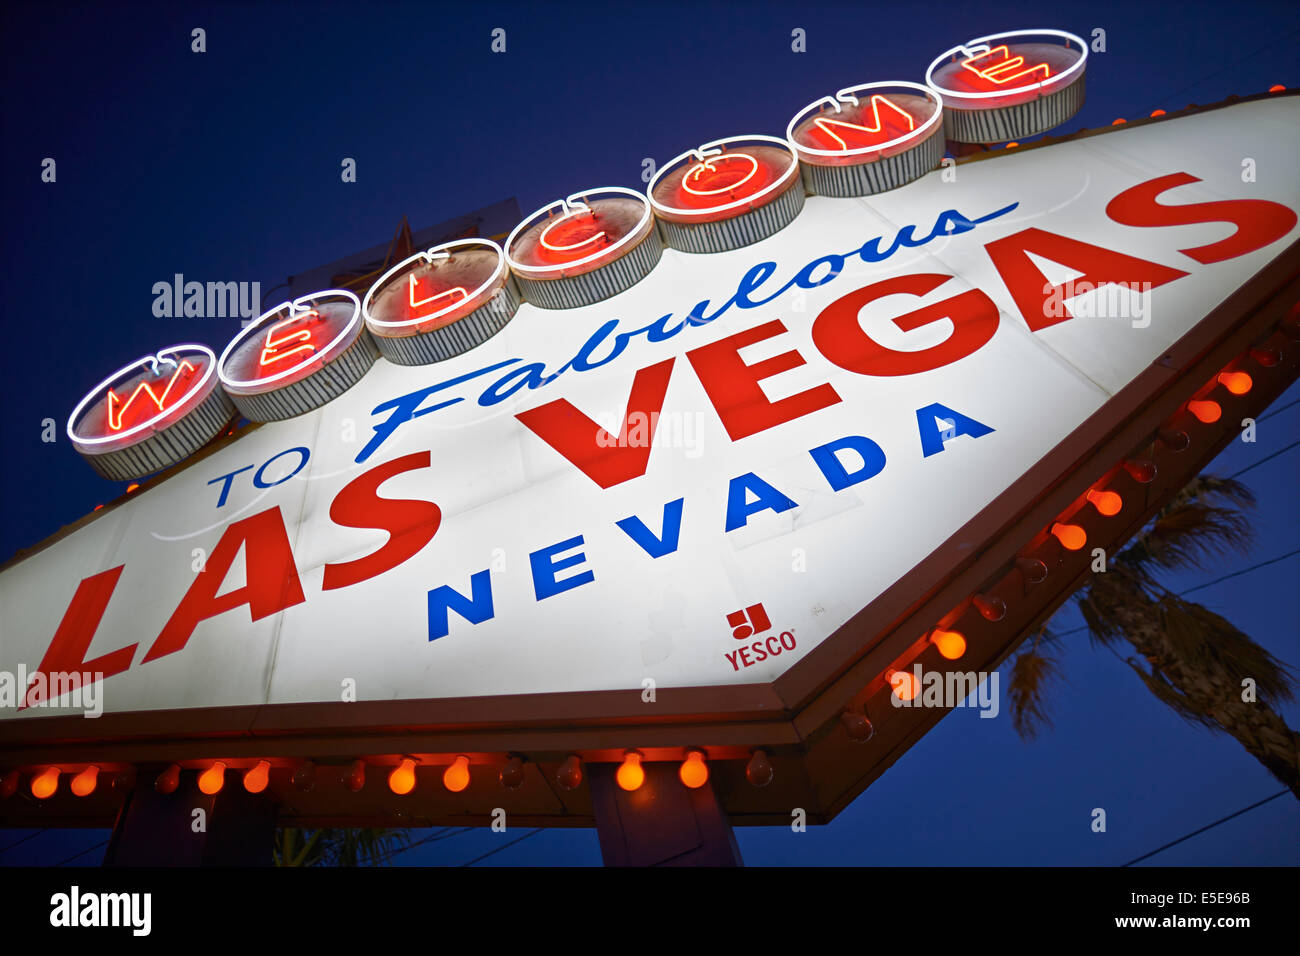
(1121, 789, 1290, 866)
(54, 840, 107, 867)
(1181, 547, 1300, 595)
(0, 829, 49, 854)
(458, 828, 543, 867)
(387, 826, 475, 860)
(1144, 28, 1300, 113)
(1257, 397, 1299, 423)
(1050, 547, 1300, 639)
(1229, 439, 1300, 480)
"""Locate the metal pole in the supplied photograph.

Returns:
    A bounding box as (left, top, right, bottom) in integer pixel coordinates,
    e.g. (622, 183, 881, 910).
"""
(103, 768, 276, 866)
(588, 760, 743, 866)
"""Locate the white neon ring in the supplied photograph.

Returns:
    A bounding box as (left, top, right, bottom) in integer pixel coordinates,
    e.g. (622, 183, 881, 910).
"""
(539, 213, 607, 253)
(681, 152, 760, 196)
(505, 187, 652, 277)
(648, 135, 799, 219)
(925, 29, 1088, 102)
(362, 238, 507, 332)
(67, 344, 218, 447)
(785, 82, 944, 161)
(219, 289, 362, 390)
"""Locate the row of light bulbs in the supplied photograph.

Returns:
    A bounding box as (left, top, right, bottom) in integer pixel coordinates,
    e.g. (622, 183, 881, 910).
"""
(854, 326, 1291, 719)
(3, 748, 781, 801)
(6, 327, 1292, 807)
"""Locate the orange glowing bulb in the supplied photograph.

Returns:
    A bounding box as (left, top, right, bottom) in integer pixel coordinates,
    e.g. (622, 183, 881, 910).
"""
(31, 767, 59, 799)
(1188, 399, 1221, 423)
(1051, 522, 1087, 551)
(388, 758, 417, 795)
(888, 669, 920, 702)
(679, 750, 709, 789)
(1045, 522, 1086, 554)
(1269, 84, 1286, 93)
(198, 761, 226, 795)
(931, 629, 967, 660)
(1087, 489, 1123, 516)
(1217, 371, 1252, 395)
(70, 766, 99, 797)
(443, 755, 471, 793)
(1150, 109, 1166, 117)
(616, 751, 645, 791)
(243, 760, 270, 794)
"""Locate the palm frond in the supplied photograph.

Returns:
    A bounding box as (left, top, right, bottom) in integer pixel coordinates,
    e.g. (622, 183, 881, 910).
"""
(1124, 655, 1220, 730)
(1117, 476, 1255, 576)
(1075, 564, 1153, 645)
(1156, 594, 1296, 704)
(275, 827, 411, 867)
(1006, 632, 1064, 739)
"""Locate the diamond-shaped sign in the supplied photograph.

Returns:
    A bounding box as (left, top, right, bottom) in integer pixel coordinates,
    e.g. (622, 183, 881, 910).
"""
(2, 93, 1297, 829)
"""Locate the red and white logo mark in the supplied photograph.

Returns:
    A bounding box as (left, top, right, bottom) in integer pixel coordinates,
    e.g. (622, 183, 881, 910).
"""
(727, 603, 772, 640)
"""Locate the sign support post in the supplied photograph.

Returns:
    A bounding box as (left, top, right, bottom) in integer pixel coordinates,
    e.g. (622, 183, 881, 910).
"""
(103, 771, 277, 866)
(588, 761, 743, 866)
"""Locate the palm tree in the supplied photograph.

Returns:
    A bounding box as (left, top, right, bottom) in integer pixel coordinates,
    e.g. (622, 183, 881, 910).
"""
(274, 827, 410, 866)
(1007, 475, 1300, 798)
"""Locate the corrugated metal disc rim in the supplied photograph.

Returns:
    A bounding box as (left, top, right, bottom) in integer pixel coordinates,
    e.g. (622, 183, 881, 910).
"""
(77, 387, 236, 481)
(513, 231, 664, 310)
(943, 74, 1086, 143)
(373, 276, 522, 366)
(800, 126, 946, 198)
(656, 180, 806, 253)
(225, 330, 381, 422)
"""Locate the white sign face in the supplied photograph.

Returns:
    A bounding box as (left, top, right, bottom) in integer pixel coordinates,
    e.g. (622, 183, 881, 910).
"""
(3, 98, 1297, 727)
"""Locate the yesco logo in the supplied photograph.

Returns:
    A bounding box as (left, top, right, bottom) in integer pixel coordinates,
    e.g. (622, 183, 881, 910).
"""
(49, 886, 151, 936)
(728, 603, 771, 640)
(725, 603, 797, 673)
(22, 172, 1298, 702)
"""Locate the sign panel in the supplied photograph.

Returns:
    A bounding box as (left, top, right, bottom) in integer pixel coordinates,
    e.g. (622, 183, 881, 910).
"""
(3, 97, 1298, 744)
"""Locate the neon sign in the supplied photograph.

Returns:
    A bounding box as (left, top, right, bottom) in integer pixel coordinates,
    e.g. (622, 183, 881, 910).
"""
(787, 83, 940, 160)
(647, 136, 802, 252)
(362, 239, 518, 366)
(536, 206, 608, 259)
(925, 30, 1088, 143)
(786, 82, 945, 198)
(106, 358, 199, 431)
(960, 44, 1051, 87)
(809, 95, 916, 150)
(506, 188, 661, 309)
(927, 29, 1086, 103)
(258, 313, 319, 369)
(218, 290, 377, 421)
(681, 152, 761, 196)
(407, 274, 467, 318)
(68, 345, 232, 481)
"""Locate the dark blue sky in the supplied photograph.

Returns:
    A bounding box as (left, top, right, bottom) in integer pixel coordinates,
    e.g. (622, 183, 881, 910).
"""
(2, 0, 1297, 865)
